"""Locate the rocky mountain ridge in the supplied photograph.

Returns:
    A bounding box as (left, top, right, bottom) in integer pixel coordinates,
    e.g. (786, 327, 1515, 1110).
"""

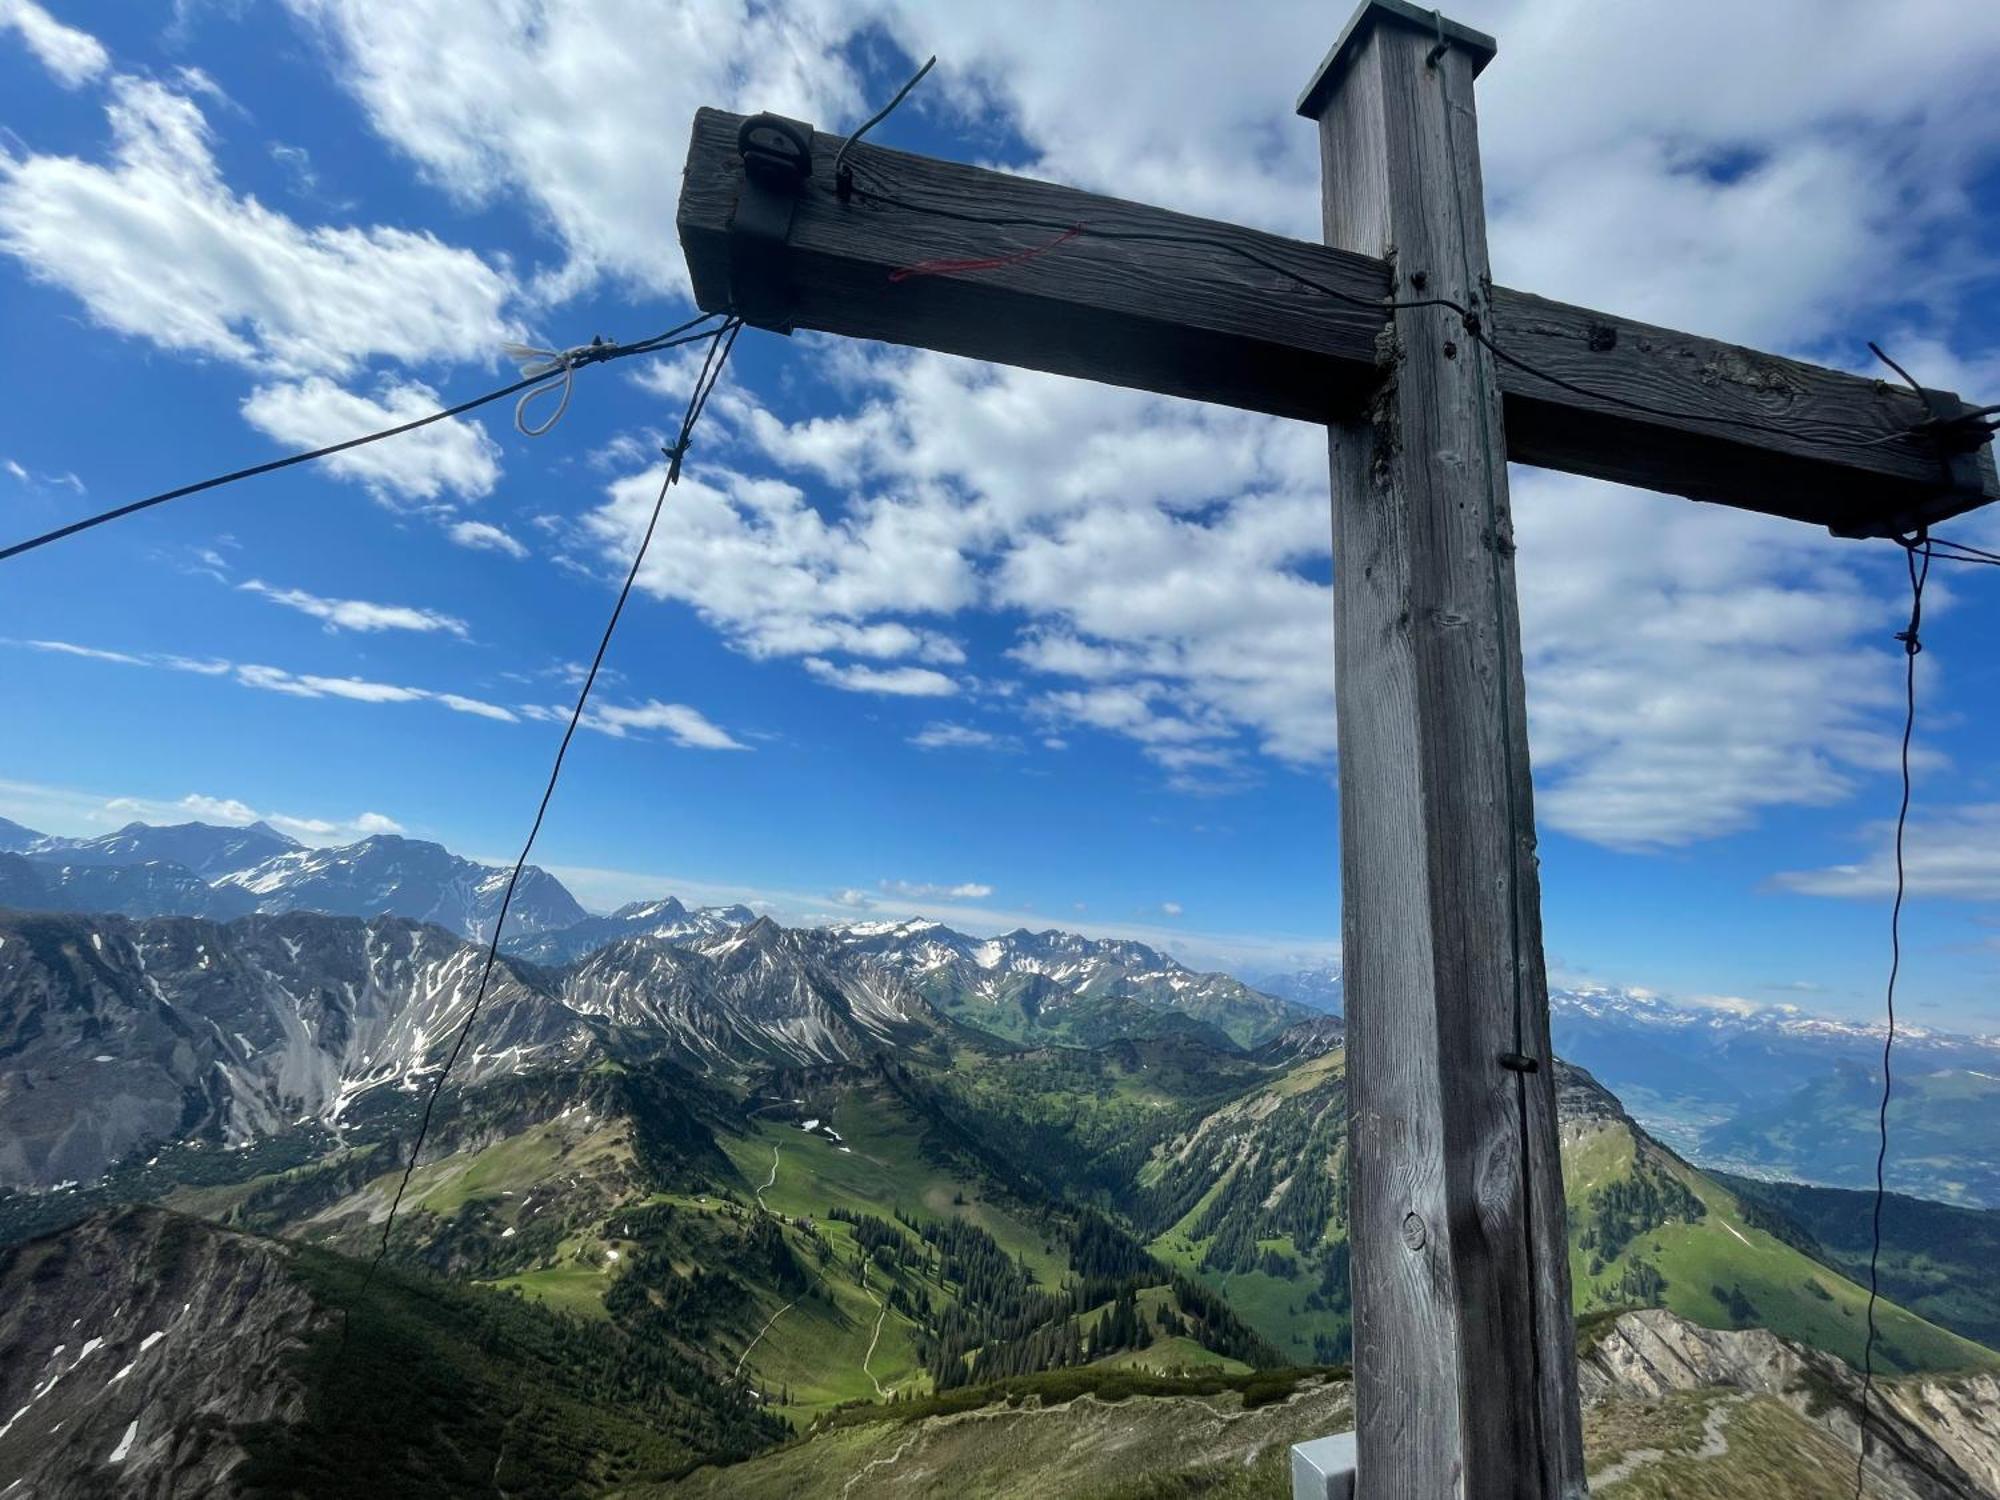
(504, 895, 759, 965)
(830, 916, 1310, 1048)
(0, 906, 953, 1190)
(1580, 1308, 2000, 1498)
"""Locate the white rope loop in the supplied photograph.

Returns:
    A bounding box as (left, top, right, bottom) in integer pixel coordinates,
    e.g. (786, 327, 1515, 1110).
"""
(504, 340, 599, 437)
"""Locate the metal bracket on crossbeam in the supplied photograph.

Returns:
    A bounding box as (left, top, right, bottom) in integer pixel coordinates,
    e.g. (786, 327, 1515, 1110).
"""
(728, 112, 813, 333)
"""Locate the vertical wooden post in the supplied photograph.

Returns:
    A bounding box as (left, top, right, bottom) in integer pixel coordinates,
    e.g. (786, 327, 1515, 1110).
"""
(1298, 4, 1586, 1497)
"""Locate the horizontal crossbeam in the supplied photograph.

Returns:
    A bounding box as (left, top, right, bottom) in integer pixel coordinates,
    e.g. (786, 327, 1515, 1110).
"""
(678, 108, 1996, 538)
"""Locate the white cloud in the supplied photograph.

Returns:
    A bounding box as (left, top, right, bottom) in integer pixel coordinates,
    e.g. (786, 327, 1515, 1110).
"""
(164, 793, 254, 822)
(239, 378, 500, 505)
(528, 697, 748, 750)
(0, 76, 513, 377)
(282, 0, 866, 293)
(0, 0, 108, 88)
(234, 663, 426, 703)
(2, 458, 85, 495)
(97, 789, 402, 845)
(582, 461, 976, 665)
(8, 636, 522, 728)
(1512, 471, 1915, 848)
(909, 722, 999, 750)
(434, 693, 518, 723)
(1160, 901, 1184, 918)
(803, 657, 959, 698)
(16, 637, 147, 666)
(881, 878, 995, 901)
(239, 578, 469, 637)
(448, 519, 529, 558)
(1773, 805, 2000, 902)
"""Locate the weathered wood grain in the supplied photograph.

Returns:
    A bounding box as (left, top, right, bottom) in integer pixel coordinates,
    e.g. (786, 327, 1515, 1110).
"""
(679, 109, 1995, 537)
(1312, 10, 1585, 1497)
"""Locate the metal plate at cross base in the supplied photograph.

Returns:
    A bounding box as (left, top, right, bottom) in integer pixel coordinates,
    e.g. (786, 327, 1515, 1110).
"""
(1292, 1431, 1358, 1500)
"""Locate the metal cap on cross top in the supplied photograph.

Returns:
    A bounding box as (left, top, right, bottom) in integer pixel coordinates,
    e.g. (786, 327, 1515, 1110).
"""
(1297, 0, 1497, 119)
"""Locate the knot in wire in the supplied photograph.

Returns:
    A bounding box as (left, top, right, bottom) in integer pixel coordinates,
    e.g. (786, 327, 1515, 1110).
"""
(1894, 528, 1928, 656)
(662, 438, 692, 485)
(504, 335, 615, 437)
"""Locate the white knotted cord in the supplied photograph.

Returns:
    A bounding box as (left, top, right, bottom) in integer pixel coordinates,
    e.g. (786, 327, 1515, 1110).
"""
(504, 338, 607, 436)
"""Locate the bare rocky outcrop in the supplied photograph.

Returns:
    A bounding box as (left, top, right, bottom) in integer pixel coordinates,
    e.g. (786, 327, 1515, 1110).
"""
(0, 1206, 324, 1497)
(1581, 1309, 1999, 1498)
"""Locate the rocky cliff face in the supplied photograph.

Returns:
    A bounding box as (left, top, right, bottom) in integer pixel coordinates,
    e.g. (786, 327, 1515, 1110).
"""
(0, 908, 600, 1189)
(0, 907, 948, 1193)
(0, 1207, 321, 1497)
(559, 919, 940, 1069)
(1581, 1309, 1999, 1498)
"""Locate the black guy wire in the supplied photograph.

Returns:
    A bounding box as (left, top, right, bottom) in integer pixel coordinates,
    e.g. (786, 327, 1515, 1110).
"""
(1922, 533, 2000, 565)
(0, 311, 727, 565)
(838, 162, 1979, 460)
(1854, 531, 1930, 1499)
(351, 317, 743, 1313)
(834, 52, 937, 199)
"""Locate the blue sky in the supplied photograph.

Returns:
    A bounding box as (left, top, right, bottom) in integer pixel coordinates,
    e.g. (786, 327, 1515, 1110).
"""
(2, 0, 1998, 1029)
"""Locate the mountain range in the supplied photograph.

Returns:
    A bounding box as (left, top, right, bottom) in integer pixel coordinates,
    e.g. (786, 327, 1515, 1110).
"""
(4, 824, 1998, 1495)
(6, 958, 1994, 1494)
(3, 816, 1996, 1205)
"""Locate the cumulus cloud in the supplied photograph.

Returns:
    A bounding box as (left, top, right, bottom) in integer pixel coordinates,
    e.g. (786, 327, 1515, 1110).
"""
(0, 0, 108, 88)
(282, 0, 866, 292)
(803, 658, 959, 698)
(448, 519, 529, 558)
(240, 378, 500, 506)
(239, 579, 469, 637)
(1512, 471, 1914, 848)
(0, 76, 513, 376)
(581, 461, 976, 665)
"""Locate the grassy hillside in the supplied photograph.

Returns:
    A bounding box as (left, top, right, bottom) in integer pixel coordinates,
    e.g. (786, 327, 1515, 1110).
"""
(1717, 1173, 2000, 1351)
(33, 1029, 1992, 1473)
(237, 1241, 782, 1497)
(1560, 1112, 1994, 1373)
(176, 1058, 1279, 1429)
(923, 1039, 1996, 1377)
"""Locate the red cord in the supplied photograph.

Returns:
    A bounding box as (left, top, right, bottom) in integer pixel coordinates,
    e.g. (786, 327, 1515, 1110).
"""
(889, 224, 1085, 282)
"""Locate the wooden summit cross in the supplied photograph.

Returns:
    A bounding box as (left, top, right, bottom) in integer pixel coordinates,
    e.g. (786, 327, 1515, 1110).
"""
(676, 4, 1999, 1495)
